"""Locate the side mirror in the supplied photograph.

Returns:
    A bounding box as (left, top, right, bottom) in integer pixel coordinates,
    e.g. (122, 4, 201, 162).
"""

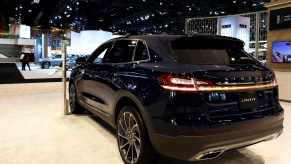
(76, 57, 86, 64)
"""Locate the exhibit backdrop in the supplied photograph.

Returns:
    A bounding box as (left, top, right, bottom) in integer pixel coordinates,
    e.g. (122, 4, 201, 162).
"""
(71, 30, 122, 55)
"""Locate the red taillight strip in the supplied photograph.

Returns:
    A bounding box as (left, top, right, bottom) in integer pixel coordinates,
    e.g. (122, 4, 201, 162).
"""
(161, 85, 198, 91)
(161, 81, 277, 92)
(198, 81, 277, 91)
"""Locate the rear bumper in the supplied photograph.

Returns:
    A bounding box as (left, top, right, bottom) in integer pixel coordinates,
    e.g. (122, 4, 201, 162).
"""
(149, 117, 283, 161)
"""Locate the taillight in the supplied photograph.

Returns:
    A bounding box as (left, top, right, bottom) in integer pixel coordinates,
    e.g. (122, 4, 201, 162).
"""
(157, 75, 214, 92)
(158, 74, 278, 92)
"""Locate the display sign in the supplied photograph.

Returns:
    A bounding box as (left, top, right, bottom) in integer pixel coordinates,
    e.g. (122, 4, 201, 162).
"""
(51, 40, 62, 50)
(19, 25, 31, 39)
(272, 41, 291, 63)
(269, 7, 291, 30)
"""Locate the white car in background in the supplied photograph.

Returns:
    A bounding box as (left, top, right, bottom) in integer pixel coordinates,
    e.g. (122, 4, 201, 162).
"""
(37, 54, 62, 69)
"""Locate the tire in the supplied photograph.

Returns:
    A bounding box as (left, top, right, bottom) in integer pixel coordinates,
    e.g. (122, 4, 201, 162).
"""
(42, 62, 50, 69)
(69, 83, 83, 114)
(117, 106, 159, 164)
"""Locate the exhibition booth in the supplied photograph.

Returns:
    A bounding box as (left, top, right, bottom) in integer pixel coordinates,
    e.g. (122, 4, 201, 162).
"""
(0, 0, 291, 164)
(265, 0, 291, 102)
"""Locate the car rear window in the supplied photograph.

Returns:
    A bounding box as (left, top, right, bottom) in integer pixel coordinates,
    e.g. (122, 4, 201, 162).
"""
(170, 37, 258, 65)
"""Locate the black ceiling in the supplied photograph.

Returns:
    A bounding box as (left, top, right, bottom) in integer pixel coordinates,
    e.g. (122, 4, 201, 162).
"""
(3, 0, 271, 34)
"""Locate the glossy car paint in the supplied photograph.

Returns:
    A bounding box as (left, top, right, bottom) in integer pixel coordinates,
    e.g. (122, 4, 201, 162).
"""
(70, 35, 284, 161)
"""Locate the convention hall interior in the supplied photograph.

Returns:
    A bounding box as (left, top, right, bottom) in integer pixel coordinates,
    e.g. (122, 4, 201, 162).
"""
(0, 0, 291, 163)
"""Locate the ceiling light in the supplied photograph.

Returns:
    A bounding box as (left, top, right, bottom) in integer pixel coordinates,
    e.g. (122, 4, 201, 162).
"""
(160, 2, 163, 5)
(77, 1, 79, 5)
(189, 7, 191, 11)
(67, 15, 71, 17)
(233, 1, 236, 3)
(28, 10, 32, 13)
(67, 6, 70, 8)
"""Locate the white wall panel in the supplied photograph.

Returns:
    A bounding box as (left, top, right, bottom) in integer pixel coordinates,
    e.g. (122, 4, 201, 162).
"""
(71, 30, 121, 55)
(274, 71, 291, 101)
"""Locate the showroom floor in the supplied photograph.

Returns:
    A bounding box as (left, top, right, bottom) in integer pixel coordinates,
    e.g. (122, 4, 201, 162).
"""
(0, 82, 290, 164)
(14, 62, 71, 79)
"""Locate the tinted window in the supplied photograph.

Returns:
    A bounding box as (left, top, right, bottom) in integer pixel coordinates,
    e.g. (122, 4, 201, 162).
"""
(53, 55, 61, 59)
(104, 40, 136, 63)
(170, 37, 257, 65)
(134, 41, 149, 61)
(89, 42, 113, 64)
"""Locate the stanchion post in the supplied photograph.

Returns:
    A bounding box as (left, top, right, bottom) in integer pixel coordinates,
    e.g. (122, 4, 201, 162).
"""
(62, 40, 68, 115)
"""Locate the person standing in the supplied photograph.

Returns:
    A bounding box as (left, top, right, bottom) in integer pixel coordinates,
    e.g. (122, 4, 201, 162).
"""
(23, 54, 31, 71)
(20, 53, 25, 70)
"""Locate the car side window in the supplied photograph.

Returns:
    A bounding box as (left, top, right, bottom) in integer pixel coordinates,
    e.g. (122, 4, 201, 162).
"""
(103, 40, 136, 63)
(53, 55, 61, 59)
(134, 41, 149, 61)
(89, 42, 113, 64)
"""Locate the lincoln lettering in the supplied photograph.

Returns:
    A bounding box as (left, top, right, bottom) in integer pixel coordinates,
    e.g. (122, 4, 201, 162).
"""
(242, 98, 256, 103)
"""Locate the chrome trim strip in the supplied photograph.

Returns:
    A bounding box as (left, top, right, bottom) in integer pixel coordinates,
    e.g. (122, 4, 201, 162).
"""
(216, 81, 272, 86)
(79, 100, 110, 117)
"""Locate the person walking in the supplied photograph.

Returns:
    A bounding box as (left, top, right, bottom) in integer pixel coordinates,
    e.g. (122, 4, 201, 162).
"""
(23, 54, 31, 71)
(20, 53, 25, 70)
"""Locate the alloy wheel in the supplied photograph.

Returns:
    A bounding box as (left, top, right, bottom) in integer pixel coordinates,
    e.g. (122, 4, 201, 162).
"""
(43, 62, 50, 69)
(69, 85, 76, 112)
(117, 112, 141, 163)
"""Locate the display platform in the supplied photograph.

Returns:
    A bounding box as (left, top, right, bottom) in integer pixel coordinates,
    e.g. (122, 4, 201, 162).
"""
(0, 62, 70, 84)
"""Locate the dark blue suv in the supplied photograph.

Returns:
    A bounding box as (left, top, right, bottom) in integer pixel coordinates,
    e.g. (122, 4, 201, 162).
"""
(69, 35, 284, 163)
